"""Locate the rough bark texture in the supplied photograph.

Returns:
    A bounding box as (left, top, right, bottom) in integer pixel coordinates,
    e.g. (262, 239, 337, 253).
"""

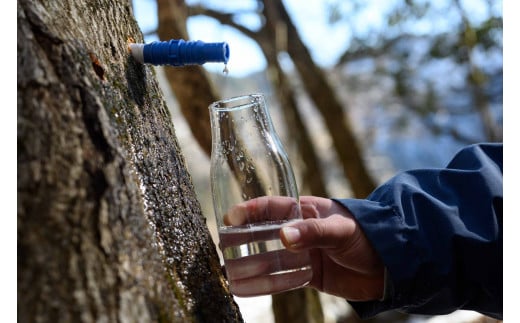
(17, 0, 242, 322)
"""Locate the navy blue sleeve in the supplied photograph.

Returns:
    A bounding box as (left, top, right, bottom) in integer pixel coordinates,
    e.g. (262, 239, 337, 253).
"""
(333, 143, 502, 320)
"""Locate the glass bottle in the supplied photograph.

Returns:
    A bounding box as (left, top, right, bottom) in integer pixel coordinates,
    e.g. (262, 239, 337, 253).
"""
(209, 93, 312, 297)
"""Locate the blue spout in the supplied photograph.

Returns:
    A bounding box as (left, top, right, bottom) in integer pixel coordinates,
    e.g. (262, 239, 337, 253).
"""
(129, 39, 230, 66)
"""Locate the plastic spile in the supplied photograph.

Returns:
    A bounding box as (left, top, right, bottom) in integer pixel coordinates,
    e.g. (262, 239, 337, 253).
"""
(129, 39, 230, 66)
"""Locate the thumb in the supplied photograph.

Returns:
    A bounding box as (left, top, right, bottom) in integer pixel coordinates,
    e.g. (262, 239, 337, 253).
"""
(280, 214, 356, 251)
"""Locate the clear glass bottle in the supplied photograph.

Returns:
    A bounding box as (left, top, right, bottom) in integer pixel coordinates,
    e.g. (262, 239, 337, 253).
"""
(209, 93, 312, 297)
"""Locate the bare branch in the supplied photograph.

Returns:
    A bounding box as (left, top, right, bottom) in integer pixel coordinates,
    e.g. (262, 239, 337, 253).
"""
(336, 34, 422, 66)
(187, 5, 259, 40)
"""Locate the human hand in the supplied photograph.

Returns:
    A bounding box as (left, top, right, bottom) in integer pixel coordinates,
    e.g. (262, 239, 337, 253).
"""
(223, 196, 385, 301)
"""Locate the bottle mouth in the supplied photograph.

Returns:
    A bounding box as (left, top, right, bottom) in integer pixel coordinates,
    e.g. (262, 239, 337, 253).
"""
(210, 93, 264, 111)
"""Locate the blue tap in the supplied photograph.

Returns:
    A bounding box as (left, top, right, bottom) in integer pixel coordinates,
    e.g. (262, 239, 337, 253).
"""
(129, 39, 230, 66)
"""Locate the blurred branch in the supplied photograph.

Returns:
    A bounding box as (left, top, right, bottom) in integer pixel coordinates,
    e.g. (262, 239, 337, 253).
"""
(187, 5, 258, 39)
(336, 34, 419, 66)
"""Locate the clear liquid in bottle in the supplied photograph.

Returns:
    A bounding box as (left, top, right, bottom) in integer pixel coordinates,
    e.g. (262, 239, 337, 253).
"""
(219, 220, 312, 297)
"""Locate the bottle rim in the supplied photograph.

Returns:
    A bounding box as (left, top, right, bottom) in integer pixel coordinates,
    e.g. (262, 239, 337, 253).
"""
(209, 93, 265, 111)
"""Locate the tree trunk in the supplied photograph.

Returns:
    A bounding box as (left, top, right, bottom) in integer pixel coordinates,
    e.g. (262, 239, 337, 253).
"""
(17, 0, 242, 322)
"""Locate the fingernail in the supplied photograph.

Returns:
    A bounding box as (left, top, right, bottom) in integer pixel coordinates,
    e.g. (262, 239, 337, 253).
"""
(281, 227, 301, 246)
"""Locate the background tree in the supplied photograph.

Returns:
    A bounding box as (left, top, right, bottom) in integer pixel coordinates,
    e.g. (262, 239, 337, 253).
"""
(18, 0, 242, 321)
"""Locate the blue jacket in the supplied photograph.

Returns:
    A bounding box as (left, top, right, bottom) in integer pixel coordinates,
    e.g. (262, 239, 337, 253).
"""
(334, 143, 502, 320)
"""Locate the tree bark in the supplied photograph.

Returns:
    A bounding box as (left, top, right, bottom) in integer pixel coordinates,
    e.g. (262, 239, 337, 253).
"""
(17, 0, 242, 322)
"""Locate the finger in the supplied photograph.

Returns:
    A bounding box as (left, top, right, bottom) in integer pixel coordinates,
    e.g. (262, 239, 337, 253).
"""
(300, 196, 350, 219)
(223, 196, 300, 226)
(280, 214, 356, 250)
(299, 203, 320, 220)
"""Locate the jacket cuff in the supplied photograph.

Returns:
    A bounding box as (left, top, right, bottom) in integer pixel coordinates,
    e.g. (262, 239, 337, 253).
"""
(331, 198, 407, 318)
